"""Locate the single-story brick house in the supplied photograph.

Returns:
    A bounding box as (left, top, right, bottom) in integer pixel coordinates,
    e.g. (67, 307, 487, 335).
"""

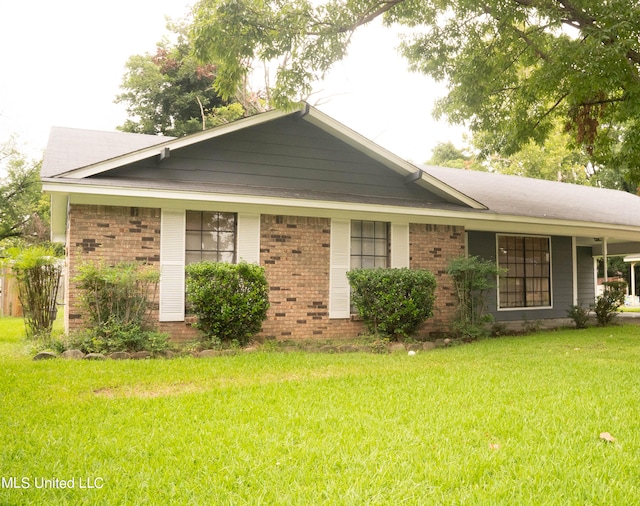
(41, 104, 640, 340)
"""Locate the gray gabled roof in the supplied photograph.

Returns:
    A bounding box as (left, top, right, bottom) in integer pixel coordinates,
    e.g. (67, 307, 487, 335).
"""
(422, 165, 640, 228)
(40, 127, 174, 178)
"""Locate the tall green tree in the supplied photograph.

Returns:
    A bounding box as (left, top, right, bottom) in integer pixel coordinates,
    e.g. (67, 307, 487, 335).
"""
(116, 21, 245, 137)
(191, 0, 640, 181)
(0, 138, 46, 244)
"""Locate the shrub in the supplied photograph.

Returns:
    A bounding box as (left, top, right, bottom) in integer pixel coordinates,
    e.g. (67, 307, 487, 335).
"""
(346, 268, 436, 340)
(73, 261, 168, 353)
(567, 304, 590, 328)
(592, 280, 626, 326)
(3, 246, 63, 339)
(185, 261, 270, 347)
(447, 256, 503, 339)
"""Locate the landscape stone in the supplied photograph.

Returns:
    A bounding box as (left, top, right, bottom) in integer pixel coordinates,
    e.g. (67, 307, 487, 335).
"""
(110, 351, 131, 360)
(33, 351, 57, 361)
(243, 346, 259, 353)
(131, 351, 151, 360)
(406, 343, 422, 352)
(434, 339, 446, 348)
(61, 349, 85, 360)
(422, 342, 436, 351)
(84, 353, 106, 360)
(389, 343, 406, 353)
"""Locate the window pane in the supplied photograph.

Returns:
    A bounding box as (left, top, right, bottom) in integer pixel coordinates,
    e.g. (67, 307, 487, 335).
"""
(202, 231, 217, 251)
(362, 221, 375, 237)
(218, 232, 235, 252)
(202, 212, 218, 231)
(362, 256, 375, 268)
(218, 213, 236, 231)
(375, 221, 387, 237)
(350, 256, 362, 269)
(374, 256, 387, 268)
(351, 238, 362, 256)
(219, 251, 235, 263)
(186, 211, 201, 230)
(351, 220, 362, 236)
(185, 251, 201, 265)
(362, 238, 374, 256)
(186, 231, 201, 250)
(375, 239, 387, 256)
(202, 251, 217, 262)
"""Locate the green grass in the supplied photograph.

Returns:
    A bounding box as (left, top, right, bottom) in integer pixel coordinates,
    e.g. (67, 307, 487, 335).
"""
(2, 317, 640, 504)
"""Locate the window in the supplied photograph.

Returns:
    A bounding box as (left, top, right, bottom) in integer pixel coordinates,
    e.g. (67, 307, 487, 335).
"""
(185, 211, 236, 264)
(498, 235, 551, 309)
(350, 220, 389, 269)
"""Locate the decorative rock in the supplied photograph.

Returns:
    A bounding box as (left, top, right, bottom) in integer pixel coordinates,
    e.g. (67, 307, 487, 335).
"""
(61, 349, 85, 360)
(444, 338, 452, 346)
(422, 341, 436, 351)
(198, 349, 221, 358)
(243, 346, 259, 353)
(131, 351, 151, 360)
(84, 353, 106, 360)
(110, 351, 131, 360)
(434, 339, 446, 348)
(319, 345, 338, 353)
(389, 343, 406, 353)
(406, 343, 422, 352)
(33, 351, 57, 361)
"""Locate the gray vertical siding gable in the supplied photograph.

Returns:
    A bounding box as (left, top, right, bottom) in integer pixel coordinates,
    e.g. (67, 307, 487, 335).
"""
(98, 116, 450, 203)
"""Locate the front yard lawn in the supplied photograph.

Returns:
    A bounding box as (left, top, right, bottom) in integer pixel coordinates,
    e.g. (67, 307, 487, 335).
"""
(2, 317, 640, 504)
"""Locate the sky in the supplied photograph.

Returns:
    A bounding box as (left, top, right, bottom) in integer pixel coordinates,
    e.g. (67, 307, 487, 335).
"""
(0, 0, 466, 164)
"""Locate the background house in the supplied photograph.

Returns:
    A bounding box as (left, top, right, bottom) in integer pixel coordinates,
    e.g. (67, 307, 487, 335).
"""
(41, 105, 640, 340)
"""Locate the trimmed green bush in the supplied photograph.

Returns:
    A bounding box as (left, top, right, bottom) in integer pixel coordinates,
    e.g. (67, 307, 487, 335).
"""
(185, 261, 270, 346)
(72, 261, 168, 353)
(346, 268, 436, 340)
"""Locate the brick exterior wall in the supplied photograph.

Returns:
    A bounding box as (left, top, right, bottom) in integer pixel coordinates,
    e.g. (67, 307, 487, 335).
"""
(65, 205, 161, 329)
(65, 205, 464, 342)
(258, 214, 364, 339)
(409, 224, 466, 336)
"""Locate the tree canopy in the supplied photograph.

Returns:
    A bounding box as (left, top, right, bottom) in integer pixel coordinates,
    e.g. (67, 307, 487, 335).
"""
(190, 0, 640, 181)
(0, 138, 47, 245)
(116, 22, 246, 137)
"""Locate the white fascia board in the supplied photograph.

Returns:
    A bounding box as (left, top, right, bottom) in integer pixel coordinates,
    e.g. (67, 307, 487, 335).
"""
(42, 180, 640, 242)
(303, 108, 487, 210)
(57, 108, 299, 179)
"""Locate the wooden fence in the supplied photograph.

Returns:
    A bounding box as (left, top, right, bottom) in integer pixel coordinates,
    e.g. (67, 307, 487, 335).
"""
(0, 268, 22, 317)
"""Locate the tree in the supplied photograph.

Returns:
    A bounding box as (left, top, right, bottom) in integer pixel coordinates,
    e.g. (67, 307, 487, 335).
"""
(427, 142, 473, 169)
(190, 0, 640, 181)
(0, 138, 47, 245)
(472, 120, 590, 184)
(116, 21, 246, 137)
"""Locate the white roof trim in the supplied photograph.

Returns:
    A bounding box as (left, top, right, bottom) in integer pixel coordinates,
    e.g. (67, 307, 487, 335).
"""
(43, 180, 640, 241)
